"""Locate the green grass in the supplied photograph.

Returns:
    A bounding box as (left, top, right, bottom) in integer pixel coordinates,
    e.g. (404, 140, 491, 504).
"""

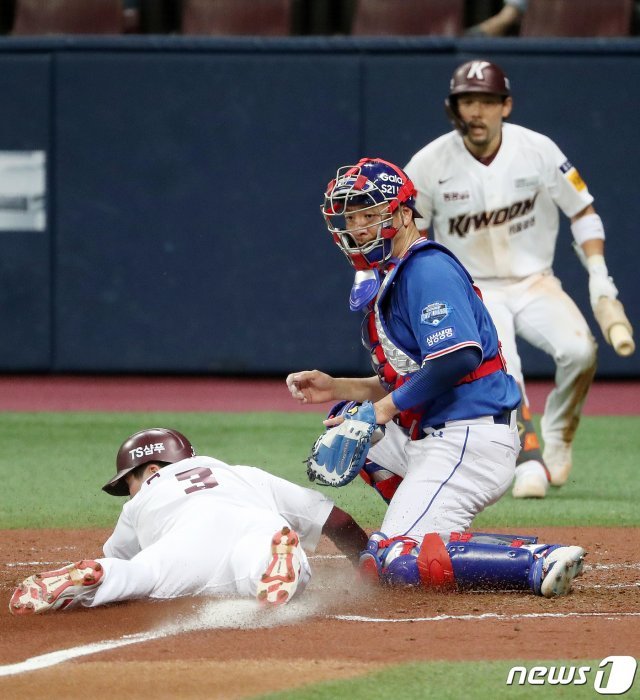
(1, 412, 637, 698)
(254, 659, 610, 699)
(0, 412, 638, 529)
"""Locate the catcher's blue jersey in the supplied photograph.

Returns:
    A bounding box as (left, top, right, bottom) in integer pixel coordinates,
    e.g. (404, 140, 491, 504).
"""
(376, 240, 520, 428)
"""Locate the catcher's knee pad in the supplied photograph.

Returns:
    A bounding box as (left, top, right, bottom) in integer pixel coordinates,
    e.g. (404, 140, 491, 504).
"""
(416, 533, 456, 590)
(445, 536, 547, 592)
(359, 459, 403, 505)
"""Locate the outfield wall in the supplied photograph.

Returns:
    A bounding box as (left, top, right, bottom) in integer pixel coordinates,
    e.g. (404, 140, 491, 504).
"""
(1, 36, 638, 377)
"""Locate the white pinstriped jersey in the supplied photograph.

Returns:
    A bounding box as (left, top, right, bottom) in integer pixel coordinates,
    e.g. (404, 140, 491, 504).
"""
(405, 123, 594, 279)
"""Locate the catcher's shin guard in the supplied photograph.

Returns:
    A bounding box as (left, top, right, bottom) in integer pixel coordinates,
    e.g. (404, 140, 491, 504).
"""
(445, 534, 585, 596)
(359, 459, 403, 504)
(417, 532, 540, 591)
(446, 540, 538, 591)
(449, 532, 538, 546)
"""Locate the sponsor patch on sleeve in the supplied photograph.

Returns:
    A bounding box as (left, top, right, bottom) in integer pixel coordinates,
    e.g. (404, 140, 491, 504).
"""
(560, 160, 587, 191)
(420, 301, 451, 326)
(424, 327, 455, 348)
(566, 168, 587, 192)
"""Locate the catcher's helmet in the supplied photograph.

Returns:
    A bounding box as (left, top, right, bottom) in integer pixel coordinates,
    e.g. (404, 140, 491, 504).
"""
(445, 59, 511, 133)
(322, 158, 420, 270)
(102, 427, 195, 496)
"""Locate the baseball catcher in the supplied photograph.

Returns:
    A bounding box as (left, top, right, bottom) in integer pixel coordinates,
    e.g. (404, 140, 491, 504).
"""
(287, 155, 586, 598)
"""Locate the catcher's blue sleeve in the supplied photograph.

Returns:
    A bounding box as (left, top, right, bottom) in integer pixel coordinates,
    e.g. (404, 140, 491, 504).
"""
(392, 346, 481, 412)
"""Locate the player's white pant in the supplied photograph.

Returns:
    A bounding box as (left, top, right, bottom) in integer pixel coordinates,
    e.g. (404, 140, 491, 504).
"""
(74, 512, 311, 607)
(368, 419, 519, 539)
(479, 271, 597, 446)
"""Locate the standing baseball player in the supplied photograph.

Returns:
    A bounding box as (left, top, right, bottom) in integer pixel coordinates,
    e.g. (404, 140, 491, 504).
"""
(287, 158, 586, 597)
(405, 59, 620, 498)
(9, 427, 368, 615)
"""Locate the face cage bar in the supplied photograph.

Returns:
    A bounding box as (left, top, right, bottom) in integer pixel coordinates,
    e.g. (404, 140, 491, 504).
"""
(323, 193, 397, 249)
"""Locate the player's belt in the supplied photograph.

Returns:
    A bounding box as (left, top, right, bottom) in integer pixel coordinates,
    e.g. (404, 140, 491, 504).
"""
(427, 409, 514, 432)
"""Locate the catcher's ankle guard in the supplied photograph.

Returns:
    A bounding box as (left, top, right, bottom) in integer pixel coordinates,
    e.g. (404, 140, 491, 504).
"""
(358, 533, 422, 587)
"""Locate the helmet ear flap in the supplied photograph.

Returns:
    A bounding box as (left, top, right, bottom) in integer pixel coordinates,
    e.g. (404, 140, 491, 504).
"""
(444, 97, 468, 135)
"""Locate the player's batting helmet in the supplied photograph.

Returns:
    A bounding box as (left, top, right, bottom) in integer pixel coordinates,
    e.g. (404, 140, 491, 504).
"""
(322, 158, 420, 270)
(102, 427, 196, 496)
(445, 59, 511, 134)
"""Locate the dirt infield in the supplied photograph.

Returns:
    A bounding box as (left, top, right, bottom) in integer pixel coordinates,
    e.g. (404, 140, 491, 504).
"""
(1, 526, 639, 698)
(1, 376, 638, 697)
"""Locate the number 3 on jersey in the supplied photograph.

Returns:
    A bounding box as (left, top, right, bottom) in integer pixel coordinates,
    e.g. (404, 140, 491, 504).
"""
(175, 466, 219, 494)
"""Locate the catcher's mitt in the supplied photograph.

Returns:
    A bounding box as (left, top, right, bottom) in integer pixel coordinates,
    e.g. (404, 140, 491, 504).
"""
(305, 401, 385, 487)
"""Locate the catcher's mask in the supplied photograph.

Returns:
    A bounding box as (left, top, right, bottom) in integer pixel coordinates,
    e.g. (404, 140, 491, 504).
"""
(102, 427, 195, 496)
(445, 59, 511, 135)
(322, 158, 420, 270)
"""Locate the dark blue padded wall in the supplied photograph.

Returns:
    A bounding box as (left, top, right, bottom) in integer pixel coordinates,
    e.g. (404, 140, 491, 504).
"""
(54, 51, 365, 373)
(0, 38, 637, 377)
(0, 55, 51, 369)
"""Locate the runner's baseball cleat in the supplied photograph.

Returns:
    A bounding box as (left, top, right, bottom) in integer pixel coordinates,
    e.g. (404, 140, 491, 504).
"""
(256, 527, 301, 606)
(539, 546, 586, 597)
(511, 460, 549, 499)
(9, 560, 104, 615)
(543, 440, 573, 486)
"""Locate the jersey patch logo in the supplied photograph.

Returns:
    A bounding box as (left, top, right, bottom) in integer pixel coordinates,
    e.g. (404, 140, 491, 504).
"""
(421, 302, 451, 326)
(566, 168, 587, 192)
(443, 190, 470, 202)
(560, 160, 587, 191)
(515, 176, 540, 188)
(424, 327, 455, 348)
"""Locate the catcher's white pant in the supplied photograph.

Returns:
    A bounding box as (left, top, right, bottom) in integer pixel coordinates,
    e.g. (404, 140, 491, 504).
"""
(368, 418, 519, 540)
(77, 509, 311, 607)
(478, 271, 597, 446)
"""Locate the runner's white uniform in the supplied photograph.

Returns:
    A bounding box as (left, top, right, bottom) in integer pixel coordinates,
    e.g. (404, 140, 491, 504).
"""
(405, 122, 597, 448)
(78, 456, 333, 607)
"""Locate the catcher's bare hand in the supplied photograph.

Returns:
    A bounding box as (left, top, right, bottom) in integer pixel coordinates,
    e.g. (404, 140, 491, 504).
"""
(286, 370, 336, 404)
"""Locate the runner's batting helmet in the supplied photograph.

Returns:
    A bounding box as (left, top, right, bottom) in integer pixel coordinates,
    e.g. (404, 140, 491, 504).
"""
(322, 158, 420, 270)
(445, 59, 511, 133)
(102, 427, 195, 496)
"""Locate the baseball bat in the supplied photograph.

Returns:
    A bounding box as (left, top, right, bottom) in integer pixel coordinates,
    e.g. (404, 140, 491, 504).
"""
(594, 297, 635, 357)
(608, 324, 635, 357)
